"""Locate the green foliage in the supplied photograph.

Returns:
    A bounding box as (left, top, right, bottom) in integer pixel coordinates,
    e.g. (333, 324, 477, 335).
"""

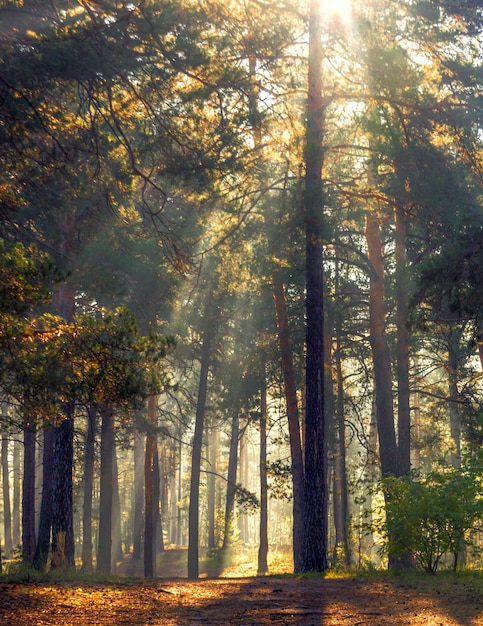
(368, 466, 483, 573)
(233, 484, 259, 514)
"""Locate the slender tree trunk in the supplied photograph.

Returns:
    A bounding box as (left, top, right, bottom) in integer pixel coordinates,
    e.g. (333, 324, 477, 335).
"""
(332, 330, 350, 567)
(97, 403, 114, 575)
(448, 327, 463, 469)
(33, 424, 54, 570)
(12, 437, 21, 548)
(395, 207, 411, 476)
(272, 271, 305, 571)
(188, 292, 214, 579)
(81, 405, 97, 571)
(22, 413, 36, 564)
(222, 403, 240, 553)
(111, 440, 123, 571)
(176, 434, 183, 547)
(302, 0, 328, 573)
(144, 394, 158, 578)
(1, 423, 12, 556)
(257, 358, 269, 576)
(153, 445, 163, 555)
(207, 421, 218, 551)
(132, 426, 144, 560)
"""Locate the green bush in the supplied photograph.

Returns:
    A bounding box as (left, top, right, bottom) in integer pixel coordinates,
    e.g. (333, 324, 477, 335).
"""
(369, 466, 483, 573)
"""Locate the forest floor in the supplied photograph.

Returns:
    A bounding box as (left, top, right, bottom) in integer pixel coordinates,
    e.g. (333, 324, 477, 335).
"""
(1, 552, 482, 625)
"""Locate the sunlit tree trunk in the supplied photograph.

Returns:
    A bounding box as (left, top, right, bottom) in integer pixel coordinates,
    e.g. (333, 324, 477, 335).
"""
(257, 358, 269, 576)
(132, 426, 144, 560)
(97, 402, 115, 575)
(302, 0, 328, 572)
(22, 411, 36, 564)
(188, 290, 214, 579)
(81, 404, 97, 571)
(33, 424, 54, 570)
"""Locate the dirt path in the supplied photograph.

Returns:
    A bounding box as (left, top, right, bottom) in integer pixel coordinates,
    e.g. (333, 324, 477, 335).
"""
(0, 577, 482, 625)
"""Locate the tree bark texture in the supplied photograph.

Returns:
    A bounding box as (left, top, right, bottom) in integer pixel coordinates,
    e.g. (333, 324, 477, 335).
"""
(51, 410, 75, 569)
(302, 0, 328, 573)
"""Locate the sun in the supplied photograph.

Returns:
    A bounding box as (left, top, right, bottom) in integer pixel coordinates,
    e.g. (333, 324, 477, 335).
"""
(322, 0, 353, 31)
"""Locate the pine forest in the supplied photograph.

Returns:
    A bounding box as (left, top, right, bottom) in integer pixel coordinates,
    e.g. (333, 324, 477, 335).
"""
(0, 0, 482, 586)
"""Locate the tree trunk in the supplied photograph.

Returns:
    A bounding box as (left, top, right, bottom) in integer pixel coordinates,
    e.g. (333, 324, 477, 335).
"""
(132, 426, 144, 560)
(302, 0, 328, 573)
(51, 408, 75, 569)
(33, 424, 54, 570)
(111, 442, 123, 570)
(365, 213, 399, 478)
(395, 207, 411, 476)
(144, 394, 158, 578)
(272, 271, 305, 572)
(207, 421, 218, 551)
(257, 358, 269, 576)
(154, 445, 164, 555)
(1, 421, 12, 556)
(81, 404, 97, 571)
(222, 402, 240, 553)
(366, 212, 411, 569)
(12, 437, 21, 548)
(22, 414, 36, 564)
(448, 327, 463, 469)
(51, 237, 76, 570)
(332, 329, 350, 567)
(188, 293, 214, 579)
(97, 403, 115, 575)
